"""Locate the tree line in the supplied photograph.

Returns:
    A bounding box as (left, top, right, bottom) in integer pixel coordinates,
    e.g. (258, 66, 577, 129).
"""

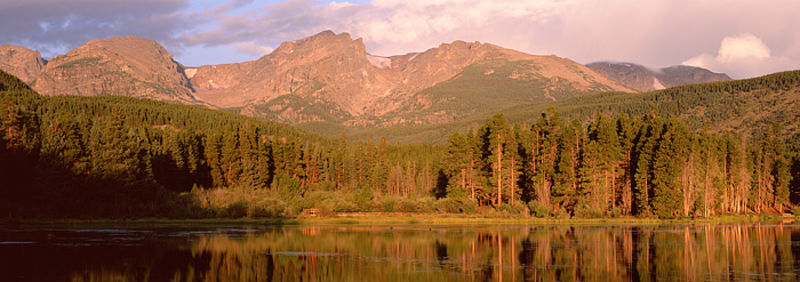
(1, 69, 799, 218)
(518, 70, 800, 136)
(0, 70, 441, 217)
(443, 110, 800, 217)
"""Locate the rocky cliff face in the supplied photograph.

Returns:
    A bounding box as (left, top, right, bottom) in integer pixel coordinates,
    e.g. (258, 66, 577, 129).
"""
(586, 62, 731, 92)
(32, 36, 198, 104)
(190, 31, 630, 126)
(656, 65, 732, 87)
(0, 45, 46, 84)
(190, 31, 397, 118)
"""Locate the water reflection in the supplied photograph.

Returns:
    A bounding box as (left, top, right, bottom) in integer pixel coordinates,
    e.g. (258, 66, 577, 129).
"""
(2, 225, 800, 281)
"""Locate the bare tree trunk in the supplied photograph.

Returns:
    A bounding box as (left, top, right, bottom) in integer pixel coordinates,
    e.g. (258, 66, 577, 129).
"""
(682, 154, 695, 216)
(643, 174, 648, 212)
(497, 139, 503, 206)
(469, 158, 475, 200)
(723, 152, 730, 213)
(611, 166, 616, 210)
(705, 158, 711, 217)
(511, 156, 516, 206)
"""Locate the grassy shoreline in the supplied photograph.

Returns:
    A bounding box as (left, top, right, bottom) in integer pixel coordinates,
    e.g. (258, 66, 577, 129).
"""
(1, 213, 794, 227)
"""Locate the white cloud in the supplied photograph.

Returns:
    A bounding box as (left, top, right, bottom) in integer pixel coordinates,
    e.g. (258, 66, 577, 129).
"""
(682, 33, 799, 78)
(344, 0, 565, 54)
(233, 41, 273, 57)
(177, 0, 570, 59)
(681, 55, 711, 70)
(8, 0, 798, 77)
(716, 33, 770, 63)
(328, 1, 356, 9)
(169, 0, 800, 77)
(0, 0, 191, 58)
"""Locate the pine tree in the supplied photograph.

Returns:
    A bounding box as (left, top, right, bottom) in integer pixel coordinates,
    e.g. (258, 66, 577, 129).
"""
(527, 110, 561, 210)
(220, 127, 241, 187)
(577, 115, 622, 216)
(552, 120, 581, 212)
(632, 118, 662, 216)
(204, 131, 225, 187)
(445, 132, 470, 199)
(650, 120, 690, 218)
(466, 129, 481, 203)
(616, 114, 637, 215)
(480, 114, 511, 206)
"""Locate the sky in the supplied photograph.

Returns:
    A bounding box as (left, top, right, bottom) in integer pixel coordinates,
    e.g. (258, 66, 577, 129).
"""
(1, 0, 798, 79)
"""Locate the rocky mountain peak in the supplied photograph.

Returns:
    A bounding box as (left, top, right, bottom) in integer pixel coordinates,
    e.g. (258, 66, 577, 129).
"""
(0, 44, 46, 84)
(187, 31, 632, 125)
(79, 35, 171, 59)
(269, 30, 365, 60)
(32, 35, 198, 104)
(657, 65, 732, 86)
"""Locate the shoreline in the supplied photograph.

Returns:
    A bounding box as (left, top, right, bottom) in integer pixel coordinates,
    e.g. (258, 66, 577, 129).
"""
(1, 213, 794, 227)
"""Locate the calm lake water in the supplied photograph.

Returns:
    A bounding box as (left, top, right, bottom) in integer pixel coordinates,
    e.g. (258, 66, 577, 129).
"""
(1, 224, 800, 281)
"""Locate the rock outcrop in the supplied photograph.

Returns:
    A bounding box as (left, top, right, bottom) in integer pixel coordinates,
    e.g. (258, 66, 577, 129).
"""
(189, 31, 630, 126)
(586, 62, 731, 92)
(0, 45, 46, 84)
(33, 36, 198, 104)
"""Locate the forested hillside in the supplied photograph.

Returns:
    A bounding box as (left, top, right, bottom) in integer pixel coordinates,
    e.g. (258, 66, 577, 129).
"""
(1, 69, 798, 218)
(537, 70, 800, 134)
(0, 70, 441, 217)
(351, 70, 800, 143)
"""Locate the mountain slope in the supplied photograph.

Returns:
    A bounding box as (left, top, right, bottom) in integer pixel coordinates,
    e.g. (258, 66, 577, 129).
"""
(366, 57, 626, 126)
(190, 31, 630, 127)
(348, 70, 800, 143)
(0, 68, 33, 91)
(190, 31, 391, 116)
(3, 32, 629, 130)
(0, 69, 332, 217)
(544, 70, 800, 135)
(32, 36, 200, 104)
(0, 44, 46, 84)
(586, 62, 731, 92)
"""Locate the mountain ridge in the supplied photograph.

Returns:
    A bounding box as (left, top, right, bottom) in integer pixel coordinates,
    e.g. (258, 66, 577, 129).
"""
(586, 61, 731, 92)
(345, 69, 800, 143)
(1, 31, 735, 132)
(30, 36, 201, 105)
(0, 44, 46, 84)
(187, 30, 632, 127)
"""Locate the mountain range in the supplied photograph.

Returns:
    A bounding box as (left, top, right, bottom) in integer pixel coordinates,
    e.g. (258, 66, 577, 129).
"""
(585, 62, 731, 92)
(0, 31, 732, 131)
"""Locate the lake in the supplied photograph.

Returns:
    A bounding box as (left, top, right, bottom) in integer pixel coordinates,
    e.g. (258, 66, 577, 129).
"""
(1, 223, 799, 281)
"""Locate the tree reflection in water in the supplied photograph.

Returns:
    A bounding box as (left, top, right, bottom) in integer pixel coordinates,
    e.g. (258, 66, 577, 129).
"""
(2, 225, 799, 281)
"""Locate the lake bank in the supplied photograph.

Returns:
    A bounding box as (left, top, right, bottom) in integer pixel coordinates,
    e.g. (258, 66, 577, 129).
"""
(1, 213, 794, 227)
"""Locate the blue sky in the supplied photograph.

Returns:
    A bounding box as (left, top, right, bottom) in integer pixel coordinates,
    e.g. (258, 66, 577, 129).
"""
(1, 0, 798, 78)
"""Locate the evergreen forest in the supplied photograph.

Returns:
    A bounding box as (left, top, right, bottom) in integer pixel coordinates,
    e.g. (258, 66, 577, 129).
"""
(1, 70, 799, 218)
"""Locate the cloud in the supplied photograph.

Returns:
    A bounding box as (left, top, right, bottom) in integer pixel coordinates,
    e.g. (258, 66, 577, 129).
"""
(169, 0, 800, 77)
(681, 55, 711, 70)
(173, 0, 571, 63)
(346, 0, 565, 50)
(716, 34, 771, 63)
(0, 0, 193, 58)
(2, 0, 799, 78)
(233, 41, 274, 57)
(682, 33, 798, 78)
